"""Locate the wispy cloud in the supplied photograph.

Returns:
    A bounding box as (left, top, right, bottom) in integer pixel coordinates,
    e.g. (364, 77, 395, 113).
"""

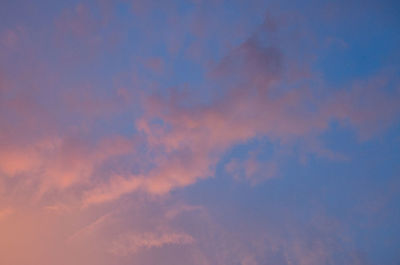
(0, 0, 399, 264)
(109, 231, 195, 256)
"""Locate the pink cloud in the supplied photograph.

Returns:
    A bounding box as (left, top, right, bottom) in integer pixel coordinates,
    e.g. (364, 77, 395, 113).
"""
(1, 10, 399, 210)
(0, 207, 14, 221)
(0, 3, 396, 265)
(322, 73, 400, 139)
(1, 28, 20, 49)
(80, 26, 400, 205)
(226, 155, 278, 185)
(55, 3, 98, 38)
(144, 57, 165, 75)
(109, 231, 194, 256)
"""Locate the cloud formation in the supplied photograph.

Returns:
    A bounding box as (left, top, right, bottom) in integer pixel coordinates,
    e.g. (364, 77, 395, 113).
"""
(0, 0, 399, 264)
(109, 231, 194, 256)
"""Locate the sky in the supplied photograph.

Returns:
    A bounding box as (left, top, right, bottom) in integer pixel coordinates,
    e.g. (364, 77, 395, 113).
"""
(0, 0, 400, 264)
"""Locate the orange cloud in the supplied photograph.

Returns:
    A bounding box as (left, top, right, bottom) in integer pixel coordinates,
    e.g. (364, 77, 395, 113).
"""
(0, 207, 14, 221)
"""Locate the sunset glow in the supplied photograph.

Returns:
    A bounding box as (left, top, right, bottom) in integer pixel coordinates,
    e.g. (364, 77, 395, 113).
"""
(1, 0, 400, 264)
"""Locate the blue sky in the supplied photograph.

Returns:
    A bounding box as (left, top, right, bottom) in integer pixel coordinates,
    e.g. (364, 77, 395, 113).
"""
(0, 0, 399, 264)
